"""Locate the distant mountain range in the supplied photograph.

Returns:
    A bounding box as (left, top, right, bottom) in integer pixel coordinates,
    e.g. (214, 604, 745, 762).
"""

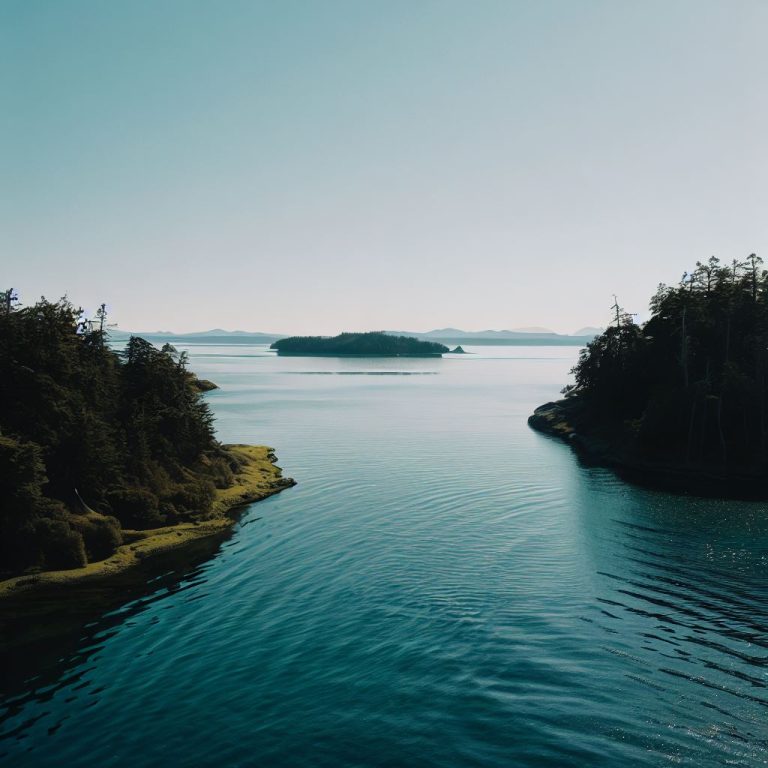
(384, 328, 604, 345)
(110, 326, 604, 346)
(109, 328, 285, 344)
(387, 327, 600, 340)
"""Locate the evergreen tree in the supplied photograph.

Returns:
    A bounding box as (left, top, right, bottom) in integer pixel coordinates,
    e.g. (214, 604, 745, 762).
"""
(567, 254, 768, 471)
(0, 293, 228, 575)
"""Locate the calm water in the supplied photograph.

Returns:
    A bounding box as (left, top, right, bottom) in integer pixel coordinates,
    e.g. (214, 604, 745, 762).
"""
(2, 345, 768, 767)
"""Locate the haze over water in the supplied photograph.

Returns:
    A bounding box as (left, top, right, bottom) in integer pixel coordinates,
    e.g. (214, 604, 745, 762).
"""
(2, 344, 767, 767)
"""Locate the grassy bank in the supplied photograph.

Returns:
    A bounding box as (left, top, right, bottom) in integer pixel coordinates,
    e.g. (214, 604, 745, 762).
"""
(0, 445, 295, 598)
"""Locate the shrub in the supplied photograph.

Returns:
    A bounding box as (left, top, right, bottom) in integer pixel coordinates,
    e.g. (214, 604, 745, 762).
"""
(107, 488, 164, 529)
(35, 519, 87, 569)
(165, 479, 215, 519)
(69, 514, 123, 561)
(206, 455, 235, 489)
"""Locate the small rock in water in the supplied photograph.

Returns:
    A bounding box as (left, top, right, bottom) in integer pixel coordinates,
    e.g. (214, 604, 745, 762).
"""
(193, 378, 219, 392)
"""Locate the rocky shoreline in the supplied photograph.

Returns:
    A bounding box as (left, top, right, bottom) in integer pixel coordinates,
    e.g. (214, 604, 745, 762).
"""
(528, 399, 768, 499)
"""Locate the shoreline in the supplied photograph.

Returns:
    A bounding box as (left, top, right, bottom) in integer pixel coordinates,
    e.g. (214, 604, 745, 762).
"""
(528, 399, 768, 499)
(0, 444, 295, 599)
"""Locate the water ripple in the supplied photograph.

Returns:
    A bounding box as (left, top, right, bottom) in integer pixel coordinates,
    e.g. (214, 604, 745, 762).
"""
(3, 346, 768, 767)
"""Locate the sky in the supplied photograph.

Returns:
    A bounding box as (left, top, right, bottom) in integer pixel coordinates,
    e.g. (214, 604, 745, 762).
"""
(2, 0, 767, 334)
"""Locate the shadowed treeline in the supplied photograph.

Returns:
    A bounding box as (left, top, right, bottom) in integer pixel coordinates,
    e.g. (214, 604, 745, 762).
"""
(0, 292, 239, 575)
(564, 255, 768, 473)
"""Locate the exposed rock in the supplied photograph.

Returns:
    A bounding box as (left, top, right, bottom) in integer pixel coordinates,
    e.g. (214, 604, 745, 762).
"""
(191, 378, 219, 392)
(528, 398, 768, 499)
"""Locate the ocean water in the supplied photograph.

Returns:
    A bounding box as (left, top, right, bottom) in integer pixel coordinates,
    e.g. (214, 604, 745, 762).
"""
(2, 345, 767, 767)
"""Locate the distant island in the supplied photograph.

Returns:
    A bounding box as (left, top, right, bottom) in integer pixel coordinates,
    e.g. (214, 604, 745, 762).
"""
(529, 255, 768, 498)
(0, 292, 294, 594)
(271, 331, 449, 357)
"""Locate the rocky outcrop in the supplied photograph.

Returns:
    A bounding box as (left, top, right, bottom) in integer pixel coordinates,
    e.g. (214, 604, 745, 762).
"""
(528, 399, 768, 499)
(191, 377, 219, 392)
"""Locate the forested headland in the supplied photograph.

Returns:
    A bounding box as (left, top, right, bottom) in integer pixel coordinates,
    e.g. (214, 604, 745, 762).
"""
(271, 331, 449, 356)
(530, 255, 768, 496)
(0, 291, 292, 581)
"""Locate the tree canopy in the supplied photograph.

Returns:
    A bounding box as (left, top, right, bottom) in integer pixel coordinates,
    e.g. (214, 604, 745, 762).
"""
(271, 332, 448, 356)
(566, 255, 768, 470)
(0, 293, 234, 575)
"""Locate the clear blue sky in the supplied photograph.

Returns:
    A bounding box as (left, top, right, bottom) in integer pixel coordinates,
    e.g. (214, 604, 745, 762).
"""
(2, 0, 767, 334)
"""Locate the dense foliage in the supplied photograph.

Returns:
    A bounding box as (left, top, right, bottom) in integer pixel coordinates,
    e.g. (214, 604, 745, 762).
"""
(271, 332, 449, 356)
(0, 293, 235, 575)
(566, 255, 768, 469)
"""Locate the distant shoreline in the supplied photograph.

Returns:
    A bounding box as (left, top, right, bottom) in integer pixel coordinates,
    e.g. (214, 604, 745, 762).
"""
(119, 336, 593, 348)
(0, 445, 295, 599)
(109, 332, 596, 348)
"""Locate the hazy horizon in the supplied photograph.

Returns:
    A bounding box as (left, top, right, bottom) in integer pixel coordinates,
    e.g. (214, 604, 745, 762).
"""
(4, 1, 767, 334)
(109, 324, 603, 337)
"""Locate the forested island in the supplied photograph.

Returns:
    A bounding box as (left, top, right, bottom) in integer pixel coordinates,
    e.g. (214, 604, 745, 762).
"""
(271, 331, 449, 356)
(0, 292, 294, 592)
(529, 255, 768, 497)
